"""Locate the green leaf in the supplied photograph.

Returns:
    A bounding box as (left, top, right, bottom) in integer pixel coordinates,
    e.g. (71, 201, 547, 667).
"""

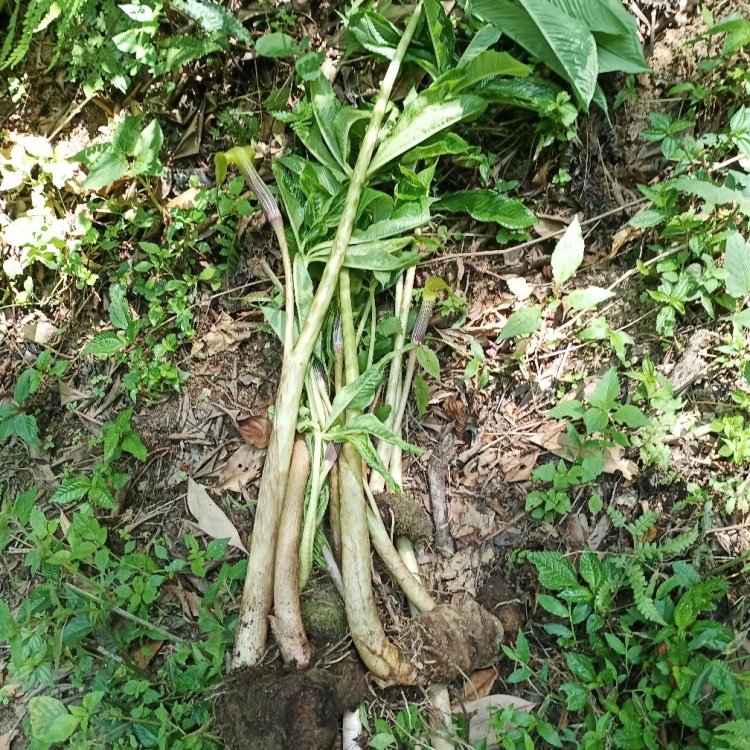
(170, 0, 252, 43)
(344, 432, 400, 493)
(50, 475, 92, 504)
(29, 696, 79, 744)
(613, 405, 650, 428)
(672, 176, 750, 215)
(413, 373, 430, 416)
(548, 399, 584, 419)
(83, 331, 126, 358)
(528, 551, 578, 589)
(13, 368, 40, 405)
(369, 94, 487, 175)
(725, 234, 750, 298)
(435, 50, 530, 94)
(112, 114, 143, 156)
(499, 306, 542, 340)
(82, 151, 128, 190)
(424, 0, 455, 73)
(332, 414, 422, 454)
(108, 283, 131, 330)
(131, 119, 164, 177)
(457, 25, 502, 68)
(343, 240, 421, 272)
(551, 216, 584, 285)
(566, 652, 597, 683)
(255, 32, 298, 58)
(579, 552, 604, 591)
(583, 406, 607, 434)
(437, 189, 536, 229)
(566, 286, 615, 310)
(536, 720, 563, 748)
(416, 344, 440, 381)
(537, 593, 568, 617)
(588, 367, 619, 410)
(13, 413, 39, 446)
(296, 51, 324, 80)
(472, 0, 598, 107)
(121, 432, 148, 461)
(326, 348, 411, 429)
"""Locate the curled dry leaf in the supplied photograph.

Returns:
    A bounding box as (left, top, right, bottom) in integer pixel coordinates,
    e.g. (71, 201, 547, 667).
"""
(132, 640, 165, 670)
(501, 451, 539, 483)
(186, 477, 247, 553)
(213, 444, 264, 492)
(21, 320, 59, 344)
(59, 380, 93, 406)
(462, 667, 498, 701)
(190, 312, 257, 357)
(237, 415, 272, 449)
(0, 729, 17, 750)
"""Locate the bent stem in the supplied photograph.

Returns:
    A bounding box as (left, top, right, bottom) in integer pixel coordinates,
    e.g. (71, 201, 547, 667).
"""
(233, 2, 425, 668)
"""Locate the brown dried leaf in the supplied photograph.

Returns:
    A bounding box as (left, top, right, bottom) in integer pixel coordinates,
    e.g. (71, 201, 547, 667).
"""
(502, 451, 539, 483)
(132, 640, 164, 670)
(237, 415, 272, 449)
(21, 320, 59, 344)
(166, 187, 201, 210)
(610, 223, 644, 256)
(190, 312, 257, 357)
(443, 394, 466, 437)
(213, 444, 263, 492)
(0, 729, 17, 750)
(455, 695, 538, 750)
(462, 667, 498, 700)
(186, 477, 247, 552)
(59, 380, 92, 406)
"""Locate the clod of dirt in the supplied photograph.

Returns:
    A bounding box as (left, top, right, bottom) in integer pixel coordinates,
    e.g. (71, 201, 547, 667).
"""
(216, 666, 351, 750)
(301, 576, 348, 643)
(477, 571, 525, 643)
(376, 491, 433, 544)
(405, 597, 504, 684)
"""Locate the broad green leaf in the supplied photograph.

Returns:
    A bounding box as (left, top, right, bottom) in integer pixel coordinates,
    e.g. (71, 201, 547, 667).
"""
(589, 367, 619, 410)
(424, 0, 455, 73)
(296, 51, 324, 80)
(566, 285, 615, 310)
(332, 414, 422, 453)
(417, 344, 441, 381)
(435, 50, 531, 94)
(255, 32, 298, 58)
(672, 176, 750, 215)
(730, 308, 750, 329)
(131, 119, 164, 176)
(272, 161, 307, 250)
(528, 551, 578, 589)
(170, 0, 252, 43)
(343, 241, 420, 272)
(499, 306, 542, 340)
(108, 283, 131, 330)
(414, 373, 430, 416)
(537, 593, 568, 617)
(725, 234, 750, 298)
(369, 94, 487, 175)
(13, 369, 40, 404)
(613, 405, 650, 429)
(29, 696, 79, 744)
(326, 347, 411, 429)
(352, 199, 432, 243)
(13, 413, 38, 446)
(548, 399, 584, 419)
(310, 76, 359, 172)
(343, 432, 400, 493)
(83, 331, 126, 358)
(402, 132, 473, 163)
(121, 432, 148, 461)
(50, 475, 92, 504)
(457, 25, 502, 68)
(437, 189, 536, 229)
(112, 114, 143, 156)
(294, 255, 314, 328)
(551, 216, 584, 285)
(472, 0, 598, 107)
(82, 151, 128, 190)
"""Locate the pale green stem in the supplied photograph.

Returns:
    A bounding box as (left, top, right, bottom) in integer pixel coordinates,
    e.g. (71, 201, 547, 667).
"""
(233, 0, 425, 669)
(299, 431, 323, 589)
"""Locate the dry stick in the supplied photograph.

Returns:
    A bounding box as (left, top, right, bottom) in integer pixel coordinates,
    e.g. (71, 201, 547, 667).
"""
(233, 2, 425, 668)
(270, 437, 313, 668)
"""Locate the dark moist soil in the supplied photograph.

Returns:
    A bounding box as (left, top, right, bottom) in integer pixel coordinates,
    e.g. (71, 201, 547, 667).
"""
(1, 0, 741, 748)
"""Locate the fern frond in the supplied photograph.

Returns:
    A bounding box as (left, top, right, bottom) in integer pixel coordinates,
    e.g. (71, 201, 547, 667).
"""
(155, 34, 223, 76)
(626, 564, 665, 625)
(272, 99, 315, 139)
(0, 0, 23, 67)
(48, 0, 88, 69)
(1, 0, 54, 69)
(627, 510, 660, 540)
(661, 526, 699, 556)
(607, 505, 627, 529)
(168, 0, 252, 45)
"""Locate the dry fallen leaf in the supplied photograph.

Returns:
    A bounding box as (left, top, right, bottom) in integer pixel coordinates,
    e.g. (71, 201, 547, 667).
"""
(0, 729, 17, 750)
(59, 380, 93, 406)
(186, 477, 247, 553)
(133, 640, 165, 670)
(610, 223, 644, 256)
(462, 667, 498, 700)
(213, 445, 263, 492)
(190, 312, 258, 357)
(502, 451, 539, 483)
(237, 415, 272, 449)
(454, 694, 538, 750)
(21, 320, 59, 344)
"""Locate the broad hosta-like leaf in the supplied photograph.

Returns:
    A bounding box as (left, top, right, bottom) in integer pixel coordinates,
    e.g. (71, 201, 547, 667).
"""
(472, 0, 598, 107)
(344, 241, 420, 272)
(331, 413, 422, 453)
(437, 189, 536, 229)
(434, 50, 531, 95)
(725, 234, 750, 298)
(255, 32, 298, 58)
(369, 94, 487, 175)
(458, 25, 502, 68)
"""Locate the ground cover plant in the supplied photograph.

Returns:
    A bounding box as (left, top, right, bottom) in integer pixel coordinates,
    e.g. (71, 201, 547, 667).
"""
(1, 1, 750, 749)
